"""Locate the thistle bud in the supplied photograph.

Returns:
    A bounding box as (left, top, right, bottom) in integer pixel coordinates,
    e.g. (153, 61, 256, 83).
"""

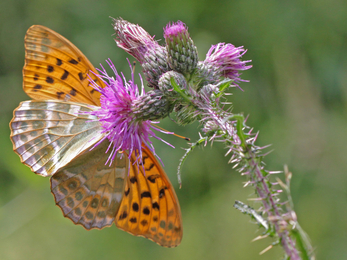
(158, 71, 187, 100)
(112, 17, 169, 88)
(132, 89, 172, 120)
(141, 46, 169, 88)
(196, 61, 218, 86)
(164, 21, 198, 74)
(112, 17, 154, 63)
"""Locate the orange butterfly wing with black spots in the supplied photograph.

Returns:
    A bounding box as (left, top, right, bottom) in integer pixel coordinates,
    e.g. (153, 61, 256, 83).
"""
(23, 25, 104, 105)
(10, 25, 182, 247)
(115, 148, 183, 247)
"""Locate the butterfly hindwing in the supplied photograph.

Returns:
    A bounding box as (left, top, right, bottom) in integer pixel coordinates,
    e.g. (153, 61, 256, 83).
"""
(51, 139, 128, 230)
(10, 100, 103, 177)
(115, 148, 183, 247)
(23, 25, 104, 105)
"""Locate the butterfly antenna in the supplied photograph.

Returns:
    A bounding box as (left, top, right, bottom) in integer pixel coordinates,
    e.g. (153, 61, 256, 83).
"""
(175, 133, 190, 141)
(155, 125, 190, 141)
(132, 61, 136, 74)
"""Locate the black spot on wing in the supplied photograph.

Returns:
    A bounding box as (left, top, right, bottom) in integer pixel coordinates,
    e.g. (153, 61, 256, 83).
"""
(70, 88, 77, 96)
(56, 58, 62, 66)
(152, 202, 160, 210)
(130, 217, 137, 223)
(47, 65, 54, 72)
(143, 207, 150, 215)
(141, 156, 149, 166)
(78, 72, 84, 80)
(146, 163, 155, 171)
(119, 211, 128, 220)
(174, 226, 181, 234)
(57, 92, 65, 99)
(46, 76, 54, 84)
(61, 70, 69, 80)
(33, 84, 42, 91)
(141, 192, 151, 198)
(159, 188, 165, 198)
(132, 203, 139, 212)
(69, 59, 79, 65)
(147, 175, 159, 184)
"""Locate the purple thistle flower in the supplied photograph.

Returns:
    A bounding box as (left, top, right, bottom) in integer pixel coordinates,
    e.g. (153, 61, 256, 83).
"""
(112, 18, 169, 88)
(164, 21, 189, 40)
(202, 43, 252, 86)
(87, 59, 172, 165)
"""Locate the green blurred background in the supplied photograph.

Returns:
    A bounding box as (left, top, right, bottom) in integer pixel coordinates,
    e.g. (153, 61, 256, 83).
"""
(1, 0, 346, 259)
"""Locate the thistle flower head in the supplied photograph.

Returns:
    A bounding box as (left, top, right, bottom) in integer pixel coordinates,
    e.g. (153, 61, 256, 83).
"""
(112, 17, 169, 88)
(112, 17, 157, 63)
(88, 59, 172, 164)
(164, 21, 189, 40)
(164, 21, 198, 74)
(203, 43, 252, 85)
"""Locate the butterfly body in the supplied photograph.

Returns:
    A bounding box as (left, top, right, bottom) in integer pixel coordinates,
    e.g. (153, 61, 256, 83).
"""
(10, 25, 182, 247)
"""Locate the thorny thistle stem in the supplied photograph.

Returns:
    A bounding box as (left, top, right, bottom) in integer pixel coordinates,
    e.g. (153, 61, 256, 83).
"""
(232, 115, 300, 259)
(110, 17, 315, 259)
(196, 104, 313, 259)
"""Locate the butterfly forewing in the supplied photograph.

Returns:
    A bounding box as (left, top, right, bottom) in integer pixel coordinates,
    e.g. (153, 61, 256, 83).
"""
(115, 148, 183, 247)
(51, 139, 128, 230)
(10, 100, 104, 177)
(23, 25, 104, 105)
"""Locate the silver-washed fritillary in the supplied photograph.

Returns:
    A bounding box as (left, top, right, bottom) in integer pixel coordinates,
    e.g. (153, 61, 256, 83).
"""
(9, 25, 182, 247)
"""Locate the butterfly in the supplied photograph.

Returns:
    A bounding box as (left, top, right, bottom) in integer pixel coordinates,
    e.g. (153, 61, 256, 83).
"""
(9, 25, 182, 247)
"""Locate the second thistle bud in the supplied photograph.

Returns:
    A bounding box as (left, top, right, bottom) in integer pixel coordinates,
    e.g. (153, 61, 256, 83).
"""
(164, 21, 198, 75)
(131, 89, 172, 120)
(158, 71, 187, 100)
